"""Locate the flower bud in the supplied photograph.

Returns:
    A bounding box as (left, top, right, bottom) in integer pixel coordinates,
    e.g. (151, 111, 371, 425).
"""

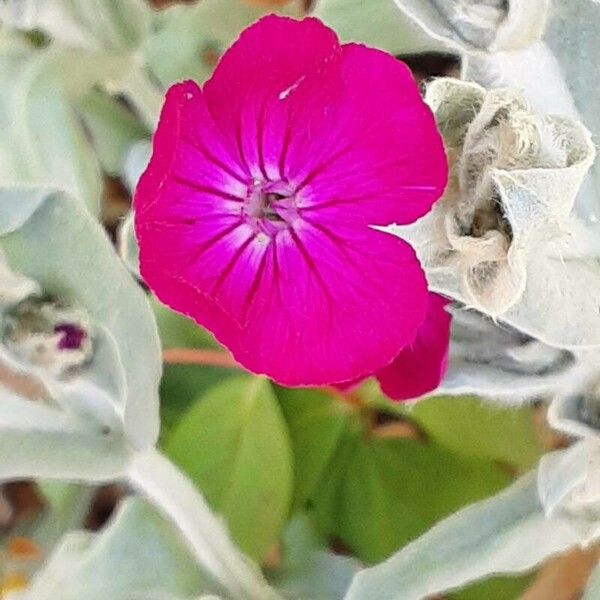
(3, 296, 93, 378)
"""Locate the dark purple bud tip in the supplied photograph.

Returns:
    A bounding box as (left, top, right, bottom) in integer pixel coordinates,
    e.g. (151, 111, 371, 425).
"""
(54, 323, 86, 351)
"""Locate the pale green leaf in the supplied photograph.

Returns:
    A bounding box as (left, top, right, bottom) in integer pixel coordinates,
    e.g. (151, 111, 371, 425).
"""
(269, 515, 362, 600)
(0, 41, 107, 214)
(0, 189, 161, 457)
(145, 0, 303, 88)
(313, 0, 447, 55)
(78, 91, 148, 176)
(583, 560, 600, 600)
(121, 140, 151, 193)
(15, 498, 207, 600)
(0, 0, 151, 53)
(118, 210, 141, 278)
(129, 449, 282, 600)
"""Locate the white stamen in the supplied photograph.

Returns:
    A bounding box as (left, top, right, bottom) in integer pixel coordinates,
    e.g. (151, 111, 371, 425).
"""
(278, 76, 305, 101)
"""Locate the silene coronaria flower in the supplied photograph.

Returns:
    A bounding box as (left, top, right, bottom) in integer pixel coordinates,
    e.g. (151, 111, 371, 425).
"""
(135, 15, 449, 393)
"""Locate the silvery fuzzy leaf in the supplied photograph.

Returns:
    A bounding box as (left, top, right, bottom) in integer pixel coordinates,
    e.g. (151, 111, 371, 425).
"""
(0, 0, 151, 54)
(344, 472, 582, 600)
(544, 1, 600, 225)
(77, 91, 148, 177)
(269, 515, 362, 600)
(144, 0, 304, 89)
(547, 369, 600, 441)
(0, 188, 161, 480)
(121, 140, 151, 195)
(31, 482, 97, 550)
(129, 449, 283, 600)
(313, 0, 448, 55)
(496, 253, 600, 349)
(439, 306, 591, 404)
(117, 141, 151, 276)
(583, 561, 600, 600)
(117, 141, 152, 276)
(537, 441, 600, 546)
(392, 0, 550, 53)
(0, 249, 40, 306)
(118, 211, 140, 278)
(0, 386, 133, 482)
(458, 3, 600, 350)
(8, 498, 209, 600)
(0, 39, 113, 215)
(466, 2, 600, 225)
(0, 2, 161, 128)
(387, 78, 596, 343)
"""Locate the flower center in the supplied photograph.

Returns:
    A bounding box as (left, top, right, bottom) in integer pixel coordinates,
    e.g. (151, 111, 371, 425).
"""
(245, 181, 299, 234)
(261, 192, 287, 222)
(54, 323, 87, 350)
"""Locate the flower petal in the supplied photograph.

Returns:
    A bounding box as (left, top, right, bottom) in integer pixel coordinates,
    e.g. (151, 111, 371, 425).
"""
(226, 225, 430, 386)
(203, 15, 340, 180)
(376, 293, 451, 401)
(136, 17, 448, 387)
(280, 43, 448, 226)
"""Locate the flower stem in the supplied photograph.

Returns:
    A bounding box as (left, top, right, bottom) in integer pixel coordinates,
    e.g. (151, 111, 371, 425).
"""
(162, 348, 240, 369)
(162, 350, 368, 414)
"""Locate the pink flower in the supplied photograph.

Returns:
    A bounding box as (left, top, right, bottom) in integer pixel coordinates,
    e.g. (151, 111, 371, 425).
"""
(135, 15, 447, 387)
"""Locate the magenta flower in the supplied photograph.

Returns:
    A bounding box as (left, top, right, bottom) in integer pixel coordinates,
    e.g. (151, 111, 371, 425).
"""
(135, 15, 447, 387)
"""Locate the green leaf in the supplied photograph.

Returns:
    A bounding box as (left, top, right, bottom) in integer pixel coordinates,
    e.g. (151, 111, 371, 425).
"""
(160, 364, 236, 440)
(18, 498, 208, 600)
(78, 90, 148, 176)
(324, 434, 510, 563)
(344, 473, 582, 600)
(361, 380, 543, 470)
(144, 0, 303, 88)
(451, 575, 531, 600)
(396, 395, 543, 471)
(152, 297, 222, 351)
(309, 430, 357, 539)
(152, 298, 236, 439)
(166, 376, 293, 562)
(276, 386, 356, 509)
